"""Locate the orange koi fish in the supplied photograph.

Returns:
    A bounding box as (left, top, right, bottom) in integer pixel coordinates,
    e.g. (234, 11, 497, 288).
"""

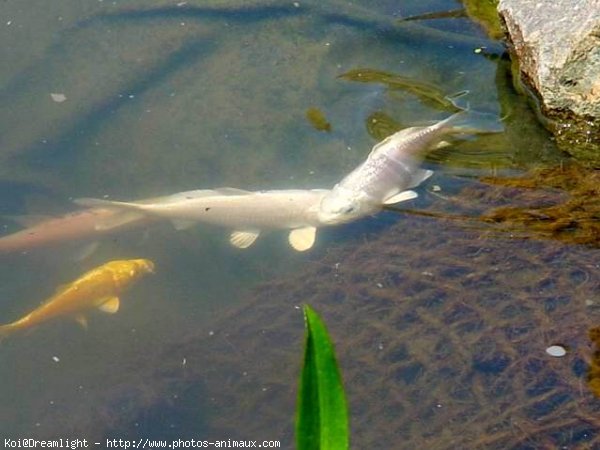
(0, 259, 154, 340)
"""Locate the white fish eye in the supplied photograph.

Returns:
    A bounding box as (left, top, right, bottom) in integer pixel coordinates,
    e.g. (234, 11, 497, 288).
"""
(337, 204, 357, 215)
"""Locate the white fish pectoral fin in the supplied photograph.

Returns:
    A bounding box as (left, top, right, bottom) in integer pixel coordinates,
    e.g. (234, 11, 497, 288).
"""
(171, 219, 197, 231)
(98, 296, 120, 314)
(288, 227, 317, 252)
(230, 230, 260, 249)
(74, 314, 89, 329)
(383, 190, 418, 205)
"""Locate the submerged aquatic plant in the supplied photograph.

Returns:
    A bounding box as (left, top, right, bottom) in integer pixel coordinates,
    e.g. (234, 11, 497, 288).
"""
(477, 162, 600, 246)
(397, 0, 503, 40)
(338, 68, 462, 112)
(296, 305, 349, 450)
(587, 327, 600, 397)
(365, 111, 402, 142)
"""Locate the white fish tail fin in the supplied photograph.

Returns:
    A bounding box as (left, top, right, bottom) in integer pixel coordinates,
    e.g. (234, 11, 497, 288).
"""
(444, 109, 504, 135)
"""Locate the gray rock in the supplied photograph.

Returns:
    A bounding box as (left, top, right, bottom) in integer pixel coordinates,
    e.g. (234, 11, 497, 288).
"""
(498, 0, 600, 119)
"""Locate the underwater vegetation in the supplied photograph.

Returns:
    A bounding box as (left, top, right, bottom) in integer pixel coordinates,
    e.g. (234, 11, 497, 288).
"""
(587, 327, 600, 398)
(550, 117, 600, 169)
(132, 212, 599, 449)
(365, 111, 403, 142)
(398, 0, 503, 40)
(471, 162, 600, 247)
(460, 0, 503, 40)
(338, 68, 462, 113)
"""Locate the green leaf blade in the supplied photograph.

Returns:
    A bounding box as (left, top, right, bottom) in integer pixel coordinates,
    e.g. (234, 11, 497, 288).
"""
(296, 305, 349, 450)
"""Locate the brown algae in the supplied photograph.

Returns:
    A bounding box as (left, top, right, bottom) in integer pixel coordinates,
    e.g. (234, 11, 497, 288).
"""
(588, 327, 600, 397)
(476, 162, 600, 246)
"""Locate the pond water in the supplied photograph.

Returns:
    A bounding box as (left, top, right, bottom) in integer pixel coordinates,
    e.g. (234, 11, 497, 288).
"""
(1, 1, 598, 448)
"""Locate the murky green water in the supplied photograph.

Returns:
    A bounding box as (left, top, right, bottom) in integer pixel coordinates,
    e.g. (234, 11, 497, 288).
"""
(1, 1, 598, 448)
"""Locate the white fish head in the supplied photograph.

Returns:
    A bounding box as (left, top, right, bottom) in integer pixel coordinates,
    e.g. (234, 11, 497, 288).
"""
(317, 187, 376, 225)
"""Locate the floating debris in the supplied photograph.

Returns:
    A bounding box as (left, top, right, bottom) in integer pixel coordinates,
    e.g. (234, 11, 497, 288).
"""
(50, 93, 67, 103)
(545, 345, 567, 357)
(305, 107, 332, 132)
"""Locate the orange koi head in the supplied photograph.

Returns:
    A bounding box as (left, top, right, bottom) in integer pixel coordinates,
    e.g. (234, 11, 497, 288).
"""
(104, 259, 155, 290)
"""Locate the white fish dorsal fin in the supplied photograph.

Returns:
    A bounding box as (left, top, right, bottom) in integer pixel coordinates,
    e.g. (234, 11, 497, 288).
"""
(171, 219, 197, 230)
(288, 226, 317, 252)
(369, 135, 394, 156)
(215, 187, 252, 195)
(94, 211, 146, 231)
(383, 190, 418, 205)
(230, 230, 260, 248)
(74, 314, 88, 329)
(98, 296, 120, 314)
(369, 127, 421, 156)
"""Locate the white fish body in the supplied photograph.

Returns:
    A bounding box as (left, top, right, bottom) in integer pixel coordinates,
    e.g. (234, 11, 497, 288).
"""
(318, 110, 501, 224)
(75, 188, 331, 251)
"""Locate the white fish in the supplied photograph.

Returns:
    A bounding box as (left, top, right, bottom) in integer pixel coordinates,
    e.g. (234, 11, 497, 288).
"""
(318, 110, 502, 224)
(75, 189, 331, 252)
